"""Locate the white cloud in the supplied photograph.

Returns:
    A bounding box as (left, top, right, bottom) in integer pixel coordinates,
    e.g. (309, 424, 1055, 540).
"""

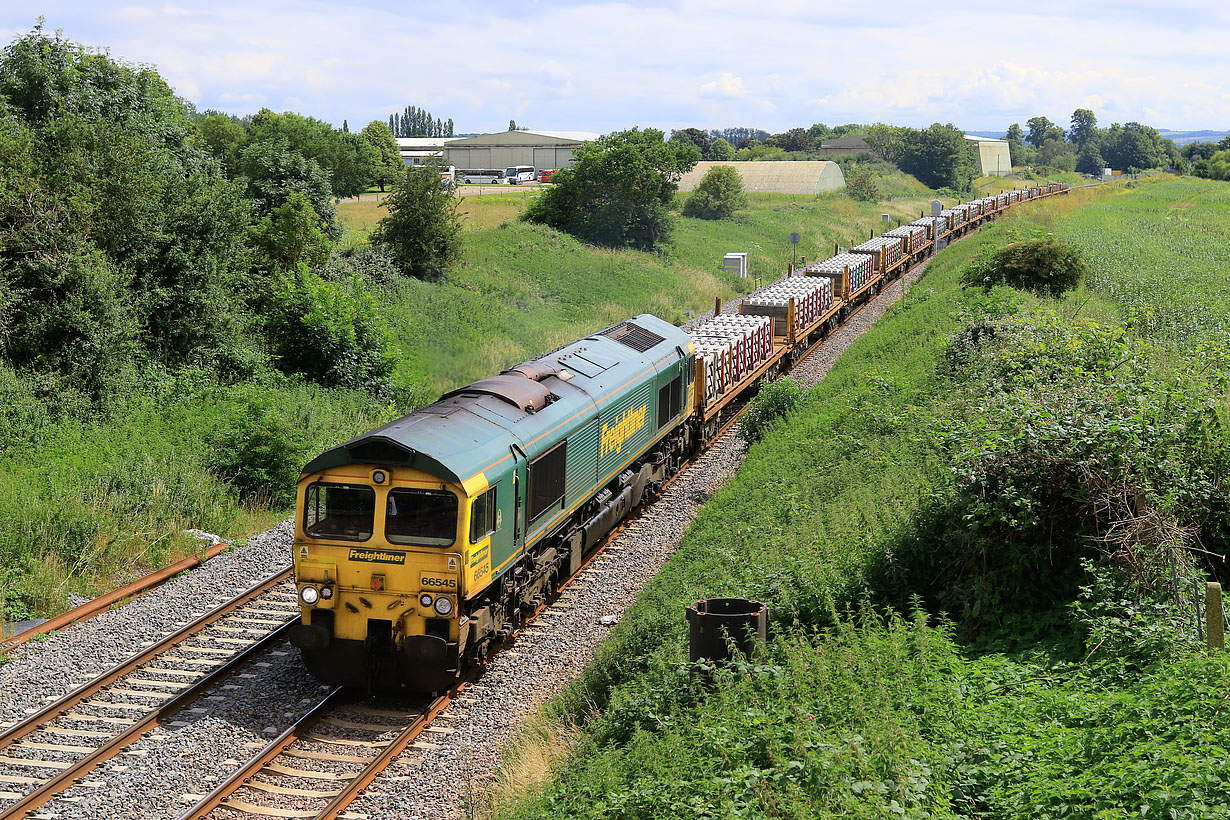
(699, 73, 747, 98)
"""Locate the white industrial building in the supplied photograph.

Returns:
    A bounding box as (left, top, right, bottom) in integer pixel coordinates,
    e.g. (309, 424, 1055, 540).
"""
(441, 130, 599, 172)
(396, 137, 458, 167)
(965, 135, 1012, 177)
(677, 161, 846, 195)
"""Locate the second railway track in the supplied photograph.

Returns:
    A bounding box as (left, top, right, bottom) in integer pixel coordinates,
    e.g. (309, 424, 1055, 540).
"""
(0, 568, 299, 819)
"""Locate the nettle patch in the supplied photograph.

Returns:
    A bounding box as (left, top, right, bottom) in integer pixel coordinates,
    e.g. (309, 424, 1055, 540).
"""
(912, 311, 1230, 622)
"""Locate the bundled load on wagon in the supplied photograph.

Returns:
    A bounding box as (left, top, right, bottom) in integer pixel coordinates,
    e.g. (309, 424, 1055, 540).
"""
(741, 276, 833, 336)
(909, 216, 947, 240)
(688, 314, 774, 404)
(849, 235, 904, 273)
(805, 252, 875, 293)
(884, 224, 928, 254)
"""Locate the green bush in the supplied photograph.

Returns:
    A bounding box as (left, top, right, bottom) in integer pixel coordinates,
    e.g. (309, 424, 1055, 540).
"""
(207, 389, 308, 505)
(681, 165, 746, 219)
(265, 266, 402, 397)
(845, 169, 879, 202)
(963, 237, 1089, 297)
(738, 377, 805, 445)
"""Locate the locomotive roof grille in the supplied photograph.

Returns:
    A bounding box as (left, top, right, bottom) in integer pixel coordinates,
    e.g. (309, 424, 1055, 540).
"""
(601, 321, 666, 353)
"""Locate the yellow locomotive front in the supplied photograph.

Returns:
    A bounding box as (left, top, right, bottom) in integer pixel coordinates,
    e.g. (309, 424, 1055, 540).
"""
(289, 464, 484, 692)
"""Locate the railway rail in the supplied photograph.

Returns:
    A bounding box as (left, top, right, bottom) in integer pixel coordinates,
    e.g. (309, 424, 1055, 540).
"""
(0, 567, 298, 820)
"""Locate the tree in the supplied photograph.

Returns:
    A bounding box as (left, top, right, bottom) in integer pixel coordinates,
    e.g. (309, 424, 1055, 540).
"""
(864, 124, 907, 164)
(360, 120, 403, 192)
(523, 128, 698, 250)
(1101, 122, 1165, 171)
(898, 123, 976, 191)
(1069, 108, 1098, 148)
(1004, 123, 1031, 166)
(509, 119, 517, 131)
(709, 137, 735, 161)
(331, 132, 377, 198)
(682, 165, 746, 219)
(198, 113, 247, 174)
(342, 119, 349, 134)
(249, 190, 332, 272)
(370, 162, 462, 279)
(1036, 138, 1076, 171)
(767, 127, 813, 153)
(237, 139, 337, 234)
(671, 128, 712, 160)
(1026, 116, 1056, 149)
(1205, 150, 1230, 181)
(1076, 142, 1106, 175)
(0, 24, 254, 377)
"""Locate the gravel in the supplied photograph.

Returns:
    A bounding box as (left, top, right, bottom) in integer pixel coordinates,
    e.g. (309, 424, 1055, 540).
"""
(0, 520, 295, 730)
(348, 261, 933, 820)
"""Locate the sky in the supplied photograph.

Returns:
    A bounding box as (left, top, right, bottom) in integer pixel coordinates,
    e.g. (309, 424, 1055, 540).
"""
(4, 1, 1229, 136)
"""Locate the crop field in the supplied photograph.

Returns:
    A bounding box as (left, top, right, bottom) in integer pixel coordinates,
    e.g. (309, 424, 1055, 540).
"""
(1056, 176, 1230, 344)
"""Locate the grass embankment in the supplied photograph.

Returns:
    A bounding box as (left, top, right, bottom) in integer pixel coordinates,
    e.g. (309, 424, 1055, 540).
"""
(487, 182, 1230, 819)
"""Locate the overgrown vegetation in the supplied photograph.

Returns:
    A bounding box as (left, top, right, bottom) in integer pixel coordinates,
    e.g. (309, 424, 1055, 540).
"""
(960, 234, 1089, 296)
(489, 182, 1230, 820)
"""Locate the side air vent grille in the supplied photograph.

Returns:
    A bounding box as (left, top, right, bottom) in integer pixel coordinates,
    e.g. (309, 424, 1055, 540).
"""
(601, 322, 665, 353)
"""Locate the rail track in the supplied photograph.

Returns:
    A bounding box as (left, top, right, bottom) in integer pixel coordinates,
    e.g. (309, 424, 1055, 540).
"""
(0, 567, 297, 820)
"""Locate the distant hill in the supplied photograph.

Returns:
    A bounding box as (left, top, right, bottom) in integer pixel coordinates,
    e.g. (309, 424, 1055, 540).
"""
(966, 130, 1007, 139)
(1158, 130, 1230, 146)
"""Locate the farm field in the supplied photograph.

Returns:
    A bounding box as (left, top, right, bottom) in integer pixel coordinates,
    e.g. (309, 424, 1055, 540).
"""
(486, 180, 1230, 820)
(1056, 176, 1230, 344)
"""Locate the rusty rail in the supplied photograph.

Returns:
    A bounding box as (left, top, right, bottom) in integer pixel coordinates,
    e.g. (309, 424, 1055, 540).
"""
(1, 541, 232, 653)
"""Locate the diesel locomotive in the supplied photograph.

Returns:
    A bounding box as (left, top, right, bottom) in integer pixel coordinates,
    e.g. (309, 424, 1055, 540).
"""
(289, 315, 697, 692)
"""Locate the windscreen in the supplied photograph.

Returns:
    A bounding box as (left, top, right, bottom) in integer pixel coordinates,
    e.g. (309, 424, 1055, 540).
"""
(304, 483, 375, 541)
(386, 488, 458, 547)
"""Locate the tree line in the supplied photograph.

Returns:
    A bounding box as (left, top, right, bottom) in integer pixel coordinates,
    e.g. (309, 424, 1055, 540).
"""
(389, 105, 454, 138)
(1001, 110, 1182, 175)
(0, 24, 461, 411)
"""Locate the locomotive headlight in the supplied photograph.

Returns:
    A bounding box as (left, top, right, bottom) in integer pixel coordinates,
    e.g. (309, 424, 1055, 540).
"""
(372, 470, 387, 485)
(320, 586, 333, 600)
(433, 596, 454, 617)
(300, 585, 320, 605)
(419, 593, 434, 608)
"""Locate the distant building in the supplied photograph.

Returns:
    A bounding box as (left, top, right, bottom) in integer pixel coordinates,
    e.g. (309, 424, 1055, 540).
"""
(817, 135, 871, 158)
(677, 161, 846, 195)
(396, 137, 458, 167)
(442, 130, 600, 172)
(964, 135, 1012, 177)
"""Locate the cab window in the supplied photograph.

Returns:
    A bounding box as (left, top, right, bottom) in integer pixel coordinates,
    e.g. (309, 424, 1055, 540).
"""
(469, 486, 497, 543)
(386, 488, 457, 547)
(304, 483, 375, 541)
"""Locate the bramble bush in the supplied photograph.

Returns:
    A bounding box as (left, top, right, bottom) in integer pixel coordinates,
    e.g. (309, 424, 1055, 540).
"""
(265, 266, 402, 398)
(207, 389, 308, 506)
(961, 236, 1088, 297)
